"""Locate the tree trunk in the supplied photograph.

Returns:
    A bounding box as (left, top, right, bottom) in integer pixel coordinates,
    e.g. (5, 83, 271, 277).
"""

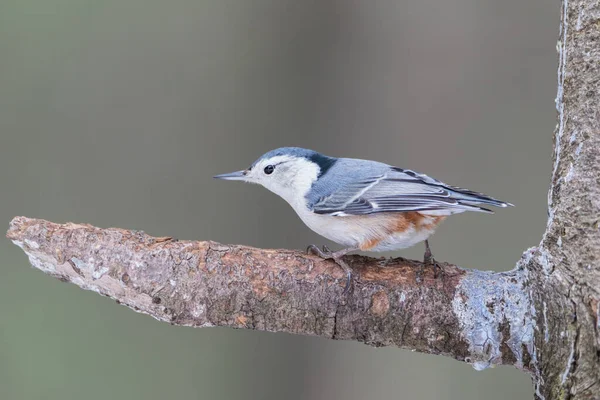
(5, 0, 600, 398)
(525, 0, 600, 398)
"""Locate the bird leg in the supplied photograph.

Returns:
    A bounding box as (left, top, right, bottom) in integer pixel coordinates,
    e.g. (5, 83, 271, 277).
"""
(423, 239, 441, 279)
(423, 239, 434, 265)
(306, 245, 357, 294)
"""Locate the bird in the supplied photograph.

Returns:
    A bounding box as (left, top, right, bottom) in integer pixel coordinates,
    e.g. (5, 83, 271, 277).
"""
(214, 147, 512, 293)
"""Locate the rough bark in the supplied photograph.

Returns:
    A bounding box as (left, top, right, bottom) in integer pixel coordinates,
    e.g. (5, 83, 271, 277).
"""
(6, 217, 535, 371)
(523, 0, 600, 398)
(5, 0, 600, 398)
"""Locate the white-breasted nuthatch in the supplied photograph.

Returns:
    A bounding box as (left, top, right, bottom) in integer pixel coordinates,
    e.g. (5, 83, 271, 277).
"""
(215, 147, 512, 292)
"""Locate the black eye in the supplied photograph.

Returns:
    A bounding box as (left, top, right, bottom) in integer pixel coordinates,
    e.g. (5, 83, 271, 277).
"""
(264, 165, 275, 175)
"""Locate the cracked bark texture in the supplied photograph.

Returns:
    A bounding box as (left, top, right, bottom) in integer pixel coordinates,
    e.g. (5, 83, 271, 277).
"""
(523, 0, 600, 398)
(5, 0, 600, 398)
(6, 217, 535, 371)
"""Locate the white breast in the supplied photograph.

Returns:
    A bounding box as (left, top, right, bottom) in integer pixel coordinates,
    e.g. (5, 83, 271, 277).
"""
(292, 205, 439, 252)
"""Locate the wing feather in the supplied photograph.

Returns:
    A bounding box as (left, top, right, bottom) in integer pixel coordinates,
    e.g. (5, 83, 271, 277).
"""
(310, 165, 510, 216)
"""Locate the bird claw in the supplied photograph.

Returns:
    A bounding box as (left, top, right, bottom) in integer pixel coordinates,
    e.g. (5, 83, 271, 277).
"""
(307, 244, 332, 258)
(422, 240, 443, 280)
(306, 244, 354, 294)
(423, 254, 442, 279)
(431, 259, 442, 279)
(423, 251, 433, 266)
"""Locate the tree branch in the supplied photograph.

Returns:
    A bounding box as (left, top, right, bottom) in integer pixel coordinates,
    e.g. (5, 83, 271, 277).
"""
(7, 216, 535, 372)
(6, 0, 600, 397)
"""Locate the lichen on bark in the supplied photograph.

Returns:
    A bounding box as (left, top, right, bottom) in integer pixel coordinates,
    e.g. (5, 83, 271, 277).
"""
(5, 0, 600, 398)
(7, 216, 534, 371)
(524, 0, 600, 398)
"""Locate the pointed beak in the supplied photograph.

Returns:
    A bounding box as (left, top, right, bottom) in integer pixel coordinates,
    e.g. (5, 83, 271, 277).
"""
(213, 170, 248, 181)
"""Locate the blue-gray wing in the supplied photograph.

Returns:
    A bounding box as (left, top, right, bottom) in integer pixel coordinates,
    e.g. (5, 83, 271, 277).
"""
(307, 159, 512, 216)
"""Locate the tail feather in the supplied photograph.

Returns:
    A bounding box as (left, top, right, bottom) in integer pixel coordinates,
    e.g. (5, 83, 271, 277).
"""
(448, 187, 514, 209)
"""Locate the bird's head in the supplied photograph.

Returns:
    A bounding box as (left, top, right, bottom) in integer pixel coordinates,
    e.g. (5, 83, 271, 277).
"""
(214, 147, 336, 206)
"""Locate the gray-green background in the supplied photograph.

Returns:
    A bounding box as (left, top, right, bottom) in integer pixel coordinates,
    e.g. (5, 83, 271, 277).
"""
(1, 1, 557, 399)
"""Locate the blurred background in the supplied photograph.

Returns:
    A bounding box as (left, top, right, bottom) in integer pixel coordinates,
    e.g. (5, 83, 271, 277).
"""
(0, 0, 557, 399)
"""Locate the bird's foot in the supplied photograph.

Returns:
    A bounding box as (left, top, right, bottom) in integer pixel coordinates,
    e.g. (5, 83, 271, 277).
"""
(306, 244, 332, 258)
(307, 244, 355, 294)
(425, 257, 442, 279)
(423, 240, 442, 279)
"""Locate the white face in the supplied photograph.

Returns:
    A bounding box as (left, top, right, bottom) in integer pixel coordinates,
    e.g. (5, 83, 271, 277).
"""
(217, 155, 320, 208)
(247, 155, 320, 206)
